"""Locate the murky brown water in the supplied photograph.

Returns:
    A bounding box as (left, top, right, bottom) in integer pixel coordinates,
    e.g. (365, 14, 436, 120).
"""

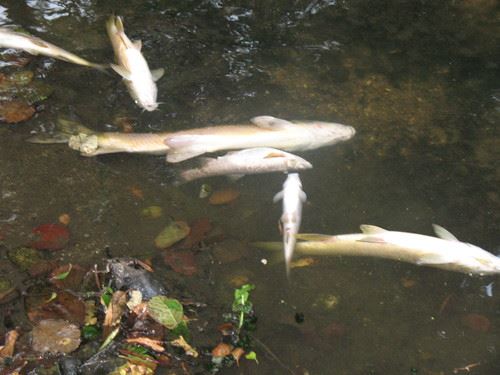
(1, 1, 499, 374)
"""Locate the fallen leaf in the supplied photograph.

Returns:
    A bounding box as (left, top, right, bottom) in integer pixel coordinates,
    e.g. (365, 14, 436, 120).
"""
(163, 250, 198, 276)
(0, 99, 35, 123)
(31, 223, 70, 250)
(231, 347, 245, 366)
(129, 186, 144, 200)
(27, 289, 86, 325)
(208, 188, 240, 205)
(290, 257, 317, 269)
(179, 217, 212, 248)
(400, 276, 416, 288)
(171, 335, 198, 358)
(154, 221, 190, 249)
(323, 321, 348, 338)
(125, 337, 165, 352)
(58, 213, 71, 225)
(147, 296, 183, 329)
(49, 263, 87, 291)
(212, 342, 233, 358)
(0, 329, 19, 358)
(31, 319, 81, 354)
(461, 313, 492, 333)
(103, 290, 127, 338)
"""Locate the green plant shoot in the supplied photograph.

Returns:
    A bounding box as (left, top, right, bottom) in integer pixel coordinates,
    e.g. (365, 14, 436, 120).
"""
(232, 284, 255, 329)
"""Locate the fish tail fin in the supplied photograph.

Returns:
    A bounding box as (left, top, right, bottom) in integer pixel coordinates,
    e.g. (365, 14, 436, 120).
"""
(25, 117, 95, 144)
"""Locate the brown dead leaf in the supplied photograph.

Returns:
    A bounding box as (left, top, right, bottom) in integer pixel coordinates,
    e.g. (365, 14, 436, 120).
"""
(290, 257, 317, 269)
(208, 188, 240, 205)
(129, 186, 144, 200)
(0, 100, 35, 123)
(125, 337, 165, 352)
(231, 347, 245, 366)
(0, 329, 19, 358)
(179, 217, 212, 249)
(211, 342, 233, 358)
(103, 290, 127, 338)
(171, 336, 198, 358)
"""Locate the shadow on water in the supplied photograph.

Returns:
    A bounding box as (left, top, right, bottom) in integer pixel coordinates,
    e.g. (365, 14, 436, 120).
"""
(0, 0, 499, 374)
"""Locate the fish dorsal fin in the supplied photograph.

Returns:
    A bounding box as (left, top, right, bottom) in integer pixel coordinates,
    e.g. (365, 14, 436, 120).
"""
(360, 225, 387, 234)
(151, 68, 165, 82)
(432, 224, 459, 241)
(295, 233, 330, 241)
(133, 39, 142, 50)
(250, 116, 294, 130)
(110, 63, 132, 80)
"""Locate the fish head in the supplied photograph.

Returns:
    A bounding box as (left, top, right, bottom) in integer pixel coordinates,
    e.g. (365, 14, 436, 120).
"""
(285, 155, 313, 170)
(302, 121, 356, 147)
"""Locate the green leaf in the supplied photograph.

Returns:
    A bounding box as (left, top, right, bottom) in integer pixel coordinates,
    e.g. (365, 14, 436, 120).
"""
(171, 320, 190, 340)
(99, 327, 119, 352)
(100, 287, 113, 307)
(82, 325, 100, 341)
(53, 263, 72, 280)
(245, 351, 259, 364)
(147, 296, 184, 329)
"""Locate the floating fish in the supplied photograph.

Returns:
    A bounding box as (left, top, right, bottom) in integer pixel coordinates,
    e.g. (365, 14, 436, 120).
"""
(26, 116, 170, 156)
(0, 27, 106, 71)
(106, 15, 164, 111)
(254, 225, 500, 275)
(164, 116, 355, 163)
(175, 147, 313, 184)
(273, 173, 307, 278)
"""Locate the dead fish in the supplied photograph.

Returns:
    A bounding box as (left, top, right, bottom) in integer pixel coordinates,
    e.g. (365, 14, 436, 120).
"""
(0, 27, 107, 71)
(175, 147, 313, 184)
(106, 15, 164, 111)
(254, 225, 500, 275)
(164, 115, 355, 163)
(273, 173, 307, 278)
(26, 116, 170, 156)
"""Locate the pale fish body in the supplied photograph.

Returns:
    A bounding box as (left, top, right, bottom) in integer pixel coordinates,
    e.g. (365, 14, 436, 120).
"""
(0, 27, 106, 70)
(176, 147, 313, 184)
(68, 132, 170, 156)
(273, 173, 307, 278)
(106, 16, 164, 111)
(164, 116, 355, 163)
(26, 117, 170, 156)
(254, 225, 500, 275)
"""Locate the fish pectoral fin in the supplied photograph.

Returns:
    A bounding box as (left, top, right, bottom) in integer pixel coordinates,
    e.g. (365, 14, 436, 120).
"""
(151, 68, 165, 82)
(357, 236, 386, 243)
(295, 233, 330, 241)
(110, 63, 132, 80)
(360, 225, 387, 234)
(133, 39, 142, 51)
(272, 191, 284, 203)
(416, 253, 454, 265)
(166, 150, 205, 163)
(299, 191, 307, 202)
(432, 224, 459, 242)
(227, 174, 245, 182)
(250, 116, 294, 130)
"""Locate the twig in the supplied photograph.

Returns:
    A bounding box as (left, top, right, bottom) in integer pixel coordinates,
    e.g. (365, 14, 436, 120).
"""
(249, 334, 296, 375)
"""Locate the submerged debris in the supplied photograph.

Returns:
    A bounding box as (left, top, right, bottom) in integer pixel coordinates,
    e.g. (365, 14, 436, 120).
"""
(31, 319, 81, 354)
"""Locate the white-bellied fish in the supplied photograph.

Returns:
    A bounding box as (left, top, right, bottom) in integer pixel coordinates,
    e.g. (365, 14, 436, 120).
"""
(26, 117, 170, 156)
(164, 116, 355, 163)
(106, 15, 164, 111)
(273, 173, 307, 278)
(254, 225, 500, 275)
(175, 148, 313, 184)
(0, 27, 106, 70)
